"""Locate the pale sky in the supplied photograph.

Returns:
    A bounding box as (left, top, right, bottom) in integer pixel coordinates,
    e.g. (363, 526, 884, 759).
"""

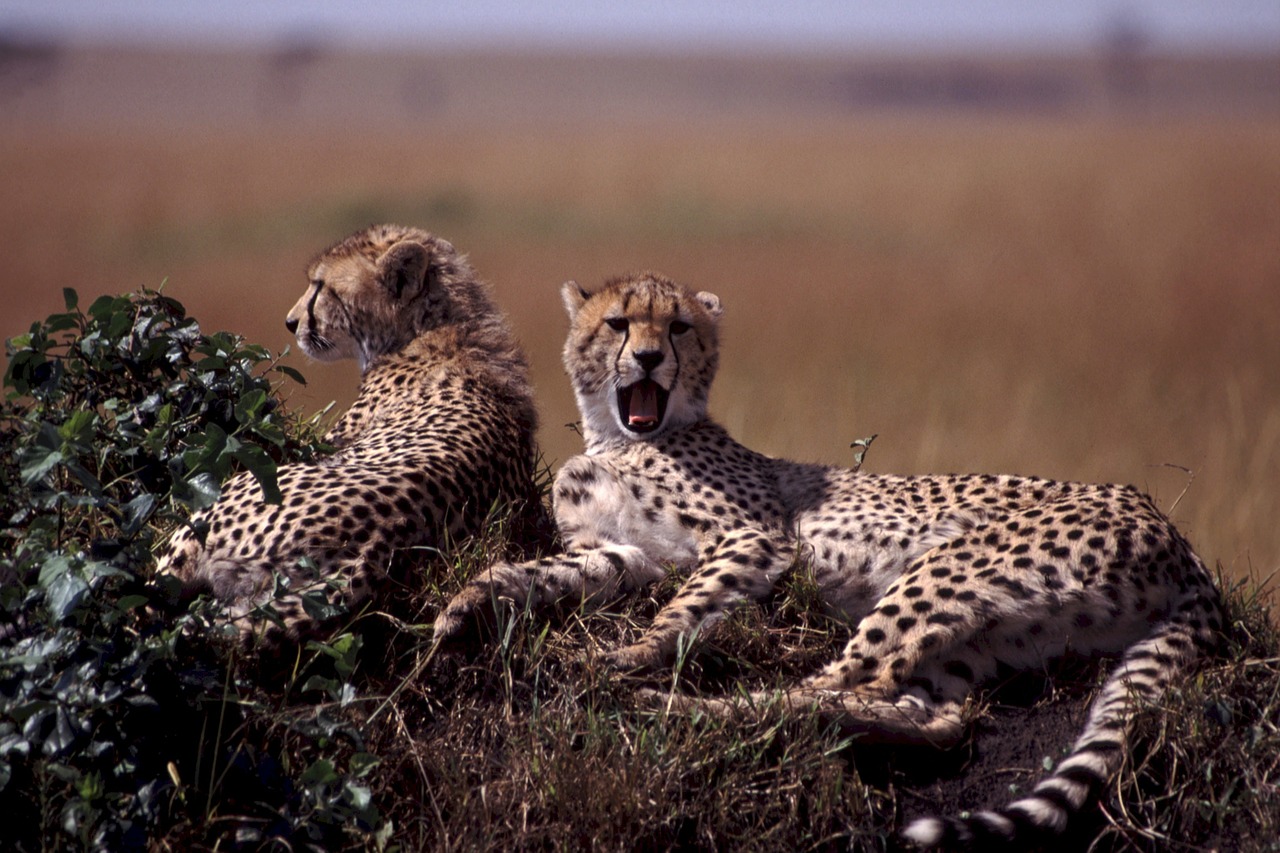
(2, 0, 1278, 51)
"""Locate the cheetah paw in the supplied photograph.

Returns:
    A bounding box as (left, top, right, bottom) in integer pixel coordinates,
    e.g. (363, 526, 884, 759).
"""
(601, 641, 666, 671)
(432, 584, 505, 648)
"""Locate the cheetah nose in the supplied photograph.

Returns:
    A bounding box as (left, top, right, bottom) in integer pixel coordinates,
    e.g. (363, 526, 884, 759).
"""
(634, 350, 664, 372)
(285, 317, 299, 334)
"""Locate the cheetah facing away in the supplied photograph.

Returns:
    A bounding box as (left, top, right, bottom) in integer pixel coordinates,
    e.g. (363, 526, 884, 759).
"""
(158, 225, 547, 645)
(434, 271, 1224, 848)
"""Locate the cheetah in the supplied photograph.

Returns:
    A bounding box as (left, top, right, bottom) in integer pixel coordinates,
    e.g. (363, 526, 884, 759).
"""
(158, 224, 547, 645)
(434, 270, 1224, 848)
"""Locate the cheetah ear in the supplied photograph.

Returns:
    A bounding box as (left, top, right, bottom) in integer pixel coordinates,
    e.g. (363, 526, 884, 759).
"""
(378, 240, 431, 300)
(694, 291, 723, 321)
(561, 281, 589, 319)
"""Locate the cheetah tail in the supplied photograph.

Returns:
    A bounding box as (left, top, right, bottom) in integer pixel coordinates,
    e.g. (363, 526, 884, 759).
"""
(899, 615, 1209, 850)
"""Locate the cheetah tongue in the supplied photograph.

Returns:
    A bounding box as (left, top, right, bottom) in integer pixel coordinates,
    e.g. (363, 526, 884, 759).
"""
(628, 380, 661, 427)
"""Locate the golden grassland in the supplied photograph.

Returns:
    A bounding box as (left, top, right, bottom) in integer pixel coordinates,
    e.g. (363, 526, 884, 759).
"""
(3, 114, 1278, 594)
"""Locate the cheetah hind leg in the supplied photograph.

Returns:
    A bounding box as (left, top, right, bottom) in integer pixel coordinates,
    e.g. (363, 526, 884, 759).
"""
(207, 555, 367, 647)
(640, 685, 967, 747)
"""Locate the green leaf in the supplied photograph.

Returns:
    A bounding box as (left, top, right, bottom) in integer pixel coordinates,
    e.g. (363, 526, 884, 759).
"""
(46, 762, 79, 783)
(47, 572, 89, 622)
(299, 758, 338, 786)
(61, 458, 103, 497)
(58, 410, 98, 446)
(374, 819, 394, 850)
(38, 555, 74, 590)
(349, 752, 381, 778)
(273, 364, 307, 385)
(120, 493, 157, 537)
(0, 733, 31, 760)
(191, 355, 227, 373)
(343, 781, 372, 810)
(143, 425, 170, 456)
(299, 589, 345, 622)
(10, 701, 54, 727)
(849, 433, 878, 470)
(86, 294, 119, 321)
(235, 342, 270, 362)
(301, 675, 339, 696)
(18, 446, 63, 485)
(330, 632, 362, 679)
(181, 424, 229, 474)
(105, 309, 132, 340)
(43, 314, 79, 334)
(44, 706, 78, 757)
(250, 420, 287, 448)
(80, 559, 128, 583)
(173, 472, 221, 511)
(306, 632, 363, 679)
(62, 288, 79, 311)
(76, 771, 103, 801)
(231, 444, 282, 504)
(4, 350, 38, 394)
(233, 388, 268, 424)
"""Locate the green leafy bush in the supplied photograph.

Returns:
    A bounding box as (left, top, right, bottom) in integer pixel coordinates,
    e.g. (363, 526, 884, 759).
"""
(0, 287, 381, 850)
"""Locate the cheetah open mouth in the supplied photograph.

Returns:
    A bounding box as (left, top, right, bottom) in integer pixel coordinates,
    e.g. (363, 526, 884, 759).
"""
(617, 379, 669, 434)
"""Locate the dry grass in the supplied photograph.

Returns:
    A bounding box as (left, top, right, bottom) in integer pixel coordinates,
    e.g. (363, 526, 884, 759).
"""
(221, 536, 1279, 853)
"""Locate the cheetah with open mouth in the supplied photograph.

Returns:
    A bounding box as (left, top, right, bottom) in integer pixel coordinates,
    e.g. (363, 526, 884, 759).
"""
(436, 269, 1222, 848)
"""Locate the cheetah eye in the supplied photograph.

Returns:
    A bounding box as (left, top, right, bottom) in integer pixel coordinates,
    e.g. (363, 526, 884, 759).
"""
(606, 317, 629, 332)
(669, 320, 692, 335)
(310, 278, 324, 289)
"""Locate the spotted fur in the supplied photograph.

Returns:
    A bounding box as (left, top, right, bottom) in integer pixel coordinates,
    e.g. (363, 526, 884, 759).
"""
(435, 270, 1224, 848)
(158, 225, 547, 645)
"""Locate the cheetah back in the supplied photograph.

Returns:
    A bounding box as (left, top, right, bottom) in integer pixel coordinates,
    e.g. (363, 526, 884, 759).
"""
(158, 225, 547, 646)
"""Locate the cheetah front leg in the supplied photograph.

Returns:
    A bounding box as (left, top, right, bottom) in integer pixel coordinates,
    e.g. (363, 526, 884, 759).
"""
(607, 528, 796, 669)
(433, 544, 667, 647)
(646, 685, 968, 747)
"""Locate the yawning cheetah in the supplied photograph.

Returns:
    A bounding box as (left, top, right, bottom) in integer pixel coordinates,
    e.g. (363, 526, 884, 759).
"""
(435, 270, 1222, 848)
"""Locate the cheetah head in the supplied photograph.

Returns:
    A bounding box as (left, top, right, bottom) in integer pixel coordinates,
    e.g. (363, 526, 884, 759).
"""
(285, 224, 464, 372)
(561, 271, 723, 449)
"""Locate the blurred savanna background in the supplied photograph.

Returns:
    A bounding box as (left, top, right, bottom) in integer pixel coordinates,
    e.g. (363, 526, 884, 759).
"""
(3, 0, 1279, 594)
